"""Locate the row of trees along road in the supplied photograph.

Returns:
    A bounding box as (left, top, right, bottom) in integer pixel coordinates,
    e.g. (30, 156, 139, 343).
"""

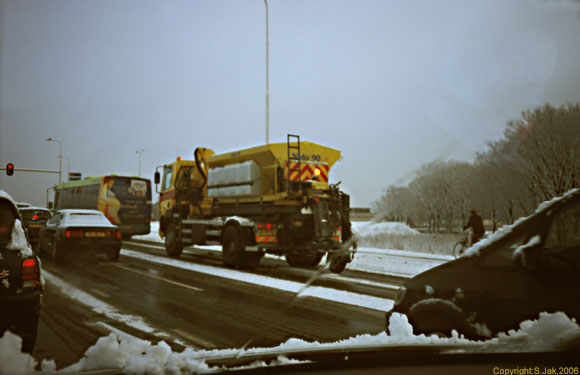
(373, 103, 580, 233)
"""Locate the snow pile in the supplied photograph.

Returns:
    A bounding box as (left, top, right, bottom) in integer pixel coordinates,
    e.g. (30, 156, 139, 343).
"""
(351, 221, 457, 253)
(478, 311, 580, 352)
(352, 221, 420, 237)
(0, 331, 56, 374)
(2, 312, 579, 374)
(6, 219, 33, 258)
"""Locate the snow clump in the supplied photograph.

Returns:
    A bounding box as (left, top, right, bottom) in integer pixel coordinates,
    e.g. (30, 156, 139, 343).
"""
(6, 219, 33, 258)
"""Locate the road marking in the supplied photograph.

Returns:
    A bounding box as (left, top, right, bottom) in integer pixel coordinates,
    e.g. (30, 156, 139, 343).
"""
(90, 288, 110, 299)
(324, 274, 400, 290)
(91, 321, 144, 341)
(125, 241, 165, 250)
(172, 328, 215, 349)
(112, 263, 204, 293)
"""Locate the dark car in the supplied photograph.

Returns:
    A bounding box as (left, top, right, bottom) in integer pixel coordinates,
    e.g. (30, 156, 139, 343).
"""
(0, 191, 43, 353)
(386, 189, 580, 339)
(18, 207, 53, 251)
(38, 209, 122, 262)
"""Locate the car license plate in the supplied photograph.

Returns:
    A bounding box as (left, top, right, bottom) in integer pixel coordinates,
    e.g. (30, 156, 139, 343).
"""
(29, 224, 42, 228)
(85, 232, 105, 237)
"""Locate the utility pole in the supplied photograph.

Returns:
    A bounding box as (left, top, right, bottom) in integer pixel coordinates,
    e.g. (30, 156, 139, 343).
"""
(136, 149, 145, 177)
(264, 0, 270, 144)
(46, 137, 62, 184)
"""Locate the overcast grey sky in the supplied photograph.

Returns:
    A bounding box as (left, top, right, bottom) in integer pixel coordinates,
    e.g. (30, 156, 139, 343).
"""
(1, 0, 580, 207)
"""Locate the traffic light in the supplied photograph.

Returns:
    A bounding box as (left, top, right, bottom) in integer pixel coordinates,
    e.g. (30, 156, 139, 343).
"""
(6, 163, 14, 176)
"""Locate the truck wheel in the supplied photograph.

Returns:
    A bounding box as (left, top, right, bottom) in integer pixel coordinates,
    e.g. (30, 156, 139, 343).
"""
(285, 251, 323, 267)
(165, 223, 183, 257)
(222, 226, 262, 268)
(328, 255, 348, 273)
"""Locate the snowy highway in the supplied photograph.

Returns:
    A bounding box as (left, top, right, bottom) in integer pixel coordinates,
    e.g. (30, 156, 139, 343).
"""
(32, 240, 446, 368)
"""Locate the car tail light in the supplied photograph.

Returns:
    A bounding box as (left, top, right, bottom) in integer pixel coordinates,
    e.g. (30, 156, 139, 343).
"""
(21, 258, 40, 290)
(106, 230, 121, 239)
(32, 215, 38, 220)
(63, 230, 84, 238)
(257, 223, 274, 230)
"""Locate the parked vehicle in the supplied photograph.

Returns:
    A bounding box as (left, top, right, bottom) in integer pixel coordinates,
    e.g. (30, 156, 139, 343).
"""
(39, 209, 122, 262)
(18, 206, 53, 252)
(386, 189, 580, 338)
(0, 190, 42, 353)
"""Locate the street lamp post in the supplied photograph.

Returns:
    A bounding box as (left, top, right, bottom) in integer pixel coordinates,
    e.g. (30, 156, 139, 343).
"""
(46, 137, 62, 184)
(136, 149, 145, 177)
(264, 0, 270, 144)
(59, 156, 70, 180)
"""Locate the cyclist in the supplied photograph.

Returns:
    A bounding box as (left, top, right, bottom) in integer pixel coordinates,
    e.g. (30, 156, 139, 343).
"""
(463, 208, 485, 246)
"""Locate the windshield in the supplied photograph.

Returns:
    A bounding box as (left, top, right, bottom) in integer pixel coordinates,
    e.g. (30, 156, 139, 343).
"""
(19, 209, 52, 221)
(2, 0, 580, 374)
(65, 212, 112, 226)
(106, 177, 151, 200)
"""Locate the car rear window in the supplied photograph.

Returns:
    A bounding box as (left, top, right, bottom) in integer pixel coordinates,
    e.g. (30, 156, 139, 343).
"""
(0, 201, 16, 244)
(66, 213, 111, 225)
(20, 210, 52, 221)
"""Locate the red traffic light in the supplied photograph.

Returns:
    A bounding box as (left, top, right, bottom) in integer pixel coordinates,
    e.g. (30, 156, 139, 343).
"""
(6, 163, 14, 176)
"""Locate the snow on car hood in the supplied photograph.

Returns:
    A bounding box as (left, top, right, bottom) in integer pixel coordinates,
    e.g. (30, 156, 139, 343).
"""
(463, 188, 579, 258)
(2, 311, 579, 374)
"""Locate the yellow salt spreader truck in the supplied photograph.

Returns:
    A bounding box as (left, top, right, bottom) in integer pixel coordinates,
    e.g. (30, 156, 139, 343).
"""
(154, 135, 357, 273)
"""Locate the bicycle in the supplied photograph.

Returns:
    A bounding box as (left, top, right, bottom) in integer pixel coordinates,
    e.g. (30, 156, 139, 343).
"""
(453, 231, 470, 258)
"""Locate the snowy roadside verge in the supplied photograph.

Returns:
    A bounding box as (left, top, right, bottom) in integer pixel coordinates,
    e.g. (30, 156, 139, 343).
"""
(43, 270, 161, 336)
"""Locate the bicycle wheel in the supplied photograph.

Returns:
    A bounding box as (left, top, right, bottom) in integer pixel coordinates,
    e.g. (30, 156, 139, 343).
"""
(453, 240, 467, 258)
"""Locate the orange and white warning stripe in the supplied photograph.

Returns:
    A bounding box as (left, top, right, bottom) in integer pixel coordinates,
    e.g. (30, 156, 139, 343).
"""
(332, 227, 342, 242)
(286, 162, 329, 182)
(255, 235, 278, 243)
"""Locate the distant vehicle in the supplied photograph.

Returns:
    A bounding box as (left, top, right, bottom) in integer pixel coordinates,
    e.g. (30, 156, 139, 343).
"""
(0, 190, 42, 353)
(18, 207, 53, 251)
(53, 175, 152, 238)
(386, 189, 580, 338)
(38, 209, 122, 262)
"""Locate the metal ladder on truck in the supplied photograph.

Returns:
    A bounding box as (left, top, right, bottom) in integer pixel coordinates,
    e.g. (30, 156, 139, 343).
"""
(287, 134, 301, 193)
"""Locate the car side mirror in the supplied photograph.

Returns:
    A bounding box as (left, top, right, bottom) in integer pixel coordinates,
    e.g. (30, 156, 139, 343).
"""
(154, 171, 160, 185)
